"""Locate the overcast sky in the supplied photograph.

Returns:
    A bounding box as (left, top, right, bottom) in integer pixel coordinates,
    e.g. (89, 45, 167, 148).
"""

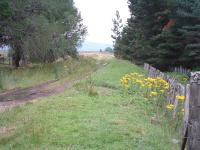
(74, 0, 130, 44)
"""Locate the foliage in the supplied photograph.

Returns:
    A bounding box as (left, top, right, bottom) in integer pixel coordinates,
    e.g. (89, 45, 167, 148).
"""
(114, 0, 200, 70)
(0, 0, 11, 20)
(0, 0, 12, 44)
(104, 47, 113, 52)
(111, 10, 123, 42)
(175, 0, 200, 68)
(0, 0, 87, 67)
(111, 10, 124, 57)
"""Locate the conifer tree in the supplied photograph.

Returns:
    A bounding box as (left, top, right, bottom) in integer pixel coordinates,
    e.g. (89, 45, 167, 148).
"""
(111, 10, 124, 57)
(176, 0, 200, 68)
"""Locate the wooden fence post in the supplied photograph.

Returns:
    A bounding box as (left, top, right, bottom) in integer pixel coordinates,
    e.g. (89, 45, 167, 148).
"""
(144, 63, 150, 71)
(181, 84, 190, 150)
(184, 84, 190, 135)
(188, 72, 200, 150)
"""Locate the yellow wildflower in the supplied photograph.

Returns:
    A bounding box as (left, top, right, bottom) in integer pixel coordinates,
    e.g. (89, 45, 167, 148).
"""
(150, 91, 158, 97)
(176, 95, 185, 102)
(166, 104, 175, 110)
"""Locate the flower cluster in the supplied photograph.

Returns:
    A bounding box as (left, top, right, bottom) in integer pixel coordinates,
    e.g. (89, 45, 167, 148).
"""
(176, 95, 185, 102)
(166, 104, 175, 110)
(120, 72, 169, 97)
(165, 95, 185, 112)
(150, 91, 158, 97)
(120, 73, 144, 88)
(145, 77, 169, 96)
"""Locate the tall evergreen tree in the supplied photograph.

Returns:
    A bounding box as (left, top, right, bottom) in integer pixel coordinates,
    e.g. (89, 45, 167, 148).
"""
(176, 0, 200, 68)
(153, 0, 200, 69)
(114, 0, 200, 70)
(115, 0, 168, 64)
(111, 10, 124, 57)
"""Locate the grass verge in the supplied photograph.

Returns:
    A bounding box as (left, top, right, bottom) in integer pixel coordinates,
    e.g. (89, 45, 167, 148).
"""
(0, 59, 179, 150)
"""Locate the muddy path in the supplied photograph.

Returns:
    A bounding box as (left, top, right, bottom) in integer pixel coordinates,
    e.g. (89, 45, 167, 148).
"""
(0, 78, 77, 112)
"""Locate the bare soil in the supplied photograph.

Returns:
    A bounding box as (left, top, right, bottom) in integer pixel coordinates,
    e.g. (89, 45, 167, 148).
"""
(0, 79, 75, 112)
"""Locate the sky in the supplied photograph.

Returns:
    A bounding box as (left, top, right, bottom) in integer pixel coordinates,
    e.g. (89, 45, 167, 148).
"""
(74, 0, 130, 45)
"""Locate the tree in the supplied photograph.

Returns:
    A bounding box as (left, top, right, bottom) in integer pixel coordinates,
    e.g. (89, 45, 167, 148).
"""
(105, 47, 113, 52)
(113, 0, 200, 70)
(114, 0, 168, 64)
(175, 0, 200, 68)
(111, 10, 124, 57)
(152, 0, 200, 69)
(0, 0, 87, 67)
(0, 0, 12, 44)
(111, 10, 123, 42)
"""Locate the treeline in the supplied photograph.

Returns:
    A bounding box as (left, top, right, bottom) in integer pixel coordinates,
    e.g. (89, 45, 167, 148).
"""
(113, 0, 200, 70)
(0, 0, 86, 67)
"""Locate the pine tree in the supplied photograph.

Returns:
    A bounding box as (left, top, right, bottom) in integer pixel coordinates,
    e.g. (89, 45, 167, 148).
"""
(176, 0, 200, 68)
(111, 10, 124, 57)
(155, 0, 200, 69)
(113, 0, 200, 69)
(115, 0, 168, 64)
(111, 10, 123, 42)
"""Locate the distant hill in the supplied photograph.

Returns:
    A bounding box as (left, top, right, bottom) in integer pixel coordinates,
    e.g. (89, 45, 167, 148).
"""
(78, 41, 113, 52)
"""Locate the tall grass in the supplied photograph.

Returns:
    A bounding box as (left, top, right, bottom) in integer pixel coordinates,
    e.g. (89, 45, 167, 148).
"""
(0, 57, 98, 91)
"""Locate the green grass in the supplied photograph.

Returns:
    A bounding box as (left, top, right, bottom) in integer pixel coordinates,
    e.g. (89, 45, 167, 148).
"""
(167, 72, 189, 84)
(0, 57, 99, 91)
(0, 59, 179, 150)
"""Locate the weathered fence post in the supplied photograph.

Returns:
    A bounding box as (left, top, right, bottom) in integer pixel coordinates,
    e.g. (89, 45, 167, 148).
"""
(144, 63, 150, 71)
(181, 84, 190, 150)
(188, 72, 200, 150)
(184, 84, 190, 135)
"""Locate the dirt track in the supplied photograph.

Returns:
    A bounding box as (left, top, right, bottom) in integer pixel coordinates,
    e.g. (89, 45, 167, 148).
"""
(0, 52, 112, 112)
(0, 79, 75, 112)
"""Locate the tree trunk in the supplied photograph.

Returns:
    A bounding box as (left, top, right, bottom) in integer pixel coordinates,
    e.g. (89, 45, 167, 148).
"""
(12, 54, 20, 68)
(12, 44, 22, 68)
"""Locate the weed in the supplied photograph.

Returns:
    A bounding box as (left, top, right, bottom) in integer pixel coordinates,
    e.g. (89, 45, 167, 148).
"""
(88, 85, 98, 97)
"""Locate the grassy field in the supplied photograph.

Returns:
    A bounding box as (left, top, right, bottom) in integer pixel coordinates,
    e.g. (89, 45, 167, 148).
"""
(0, 58, 179, 150)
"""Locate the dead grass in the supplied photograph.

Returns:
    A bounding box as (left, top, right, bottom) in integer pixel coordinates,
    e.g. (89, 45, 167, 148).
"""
(79, 51, 114, 60)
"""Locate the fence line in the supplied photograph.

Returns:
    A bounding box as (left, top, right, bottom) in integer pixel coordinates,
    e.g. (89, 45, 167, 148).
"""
(187, 72, 200, 150)
(144, 63, 200, 150)
(171, 66, 191, 76)
(144, 63, 186, 117)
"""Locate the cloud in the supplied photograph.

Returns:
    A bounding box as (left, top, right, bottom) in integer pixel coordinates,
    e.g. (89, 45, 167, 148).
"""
(74, 0, 130, 44)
